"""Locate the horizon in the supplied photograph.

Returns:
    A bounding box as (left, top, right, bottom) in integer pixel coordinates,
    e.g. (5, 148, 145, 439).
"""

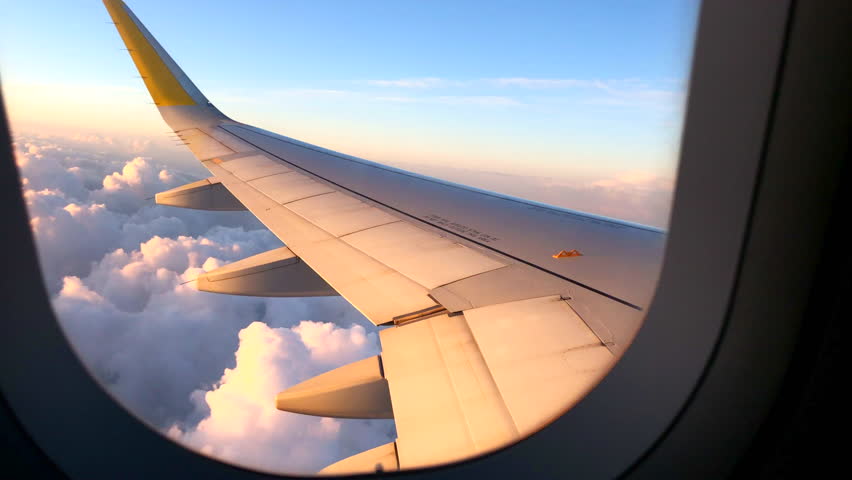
(2, 1, 700, 226)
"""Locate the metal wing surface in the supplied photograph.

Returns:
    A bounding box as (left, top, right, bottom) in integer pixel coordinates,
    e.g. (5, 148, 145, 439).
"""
(104, 0, 666, 473)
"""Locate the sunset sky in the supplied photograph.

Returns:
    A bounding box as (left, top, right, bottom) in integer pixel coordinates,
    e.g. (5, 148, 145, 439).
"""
(1, 0, 700, 474)
(2, 0, 698, 184)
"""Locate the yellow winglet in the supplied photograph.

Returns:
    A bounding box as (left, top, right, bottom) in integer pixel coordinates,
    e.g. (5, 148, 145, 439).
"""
(103, 0, 197, 106)
(553, 249, 583, 259)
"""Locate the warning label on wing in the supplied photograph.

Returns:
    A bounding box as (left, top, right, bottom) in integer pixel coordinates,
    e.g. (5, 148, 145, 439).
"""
(422, 214, 500, 243)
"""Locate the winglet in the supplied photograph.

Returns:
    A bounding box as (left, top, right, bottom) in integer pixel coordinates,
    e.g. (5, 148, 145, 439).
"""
(103, 0, 207, 107)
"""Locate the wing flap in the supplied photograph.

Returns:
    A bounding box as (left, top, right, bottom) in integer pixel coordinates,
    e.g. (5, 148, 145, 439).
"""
(379, 313, 518, 469)
(464, 296, 614, 436)
(377, 295, 614, 470)
(319, 441, 399, 474)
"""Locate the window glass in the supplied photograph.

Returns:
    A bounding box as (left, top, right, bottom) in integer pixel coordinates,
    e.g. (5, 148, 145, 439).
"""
(2, 0, 700, 475)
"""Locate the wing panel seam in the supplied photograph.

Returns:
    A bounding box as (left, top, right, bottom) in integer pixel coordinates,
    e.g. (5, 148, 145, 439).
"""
(220, 124, 643, 311)
(221, 124, 662, 233)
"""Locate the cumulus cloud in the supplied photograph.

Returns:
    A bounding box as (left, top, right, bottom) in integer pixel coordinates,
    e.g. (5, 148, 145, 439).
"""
(168, 321, 393, 474)
(18, 132, 389, 474)
(55, 229, 264, 425)
(54, 230, 390, 464)
(15, 135, 267, 293)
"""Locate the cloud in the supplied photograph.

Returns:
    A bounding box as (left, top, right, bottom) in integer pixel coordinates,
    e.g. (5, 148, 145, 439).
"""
(94, 156, 172, 213)
(53, 226, 378, 446)
(385, 161, 674, 228)
(488, 77, 604, 89)
(18, 132, 388, 474)
(80, 232, 276, 313)
(375, 95, 522, 107)
(25, 186, 124, 291)
(59, 276, 106, 304)
(211, 88, 355, 105)
(585, 86, 684, 111)
(366, 77, 454, 88)
(15, 134, 267, 293)
(168, 321, 393, 474)
(363, 76, 683, 112)
(490, 77, 684, 111)
(101, 156, 161, 191)
(579, 173, 675, 226)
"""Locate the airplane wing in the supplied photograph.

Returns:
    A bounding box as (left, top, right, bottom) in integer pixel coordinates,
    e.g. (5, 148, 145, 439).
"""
(104, 0, 666, 473)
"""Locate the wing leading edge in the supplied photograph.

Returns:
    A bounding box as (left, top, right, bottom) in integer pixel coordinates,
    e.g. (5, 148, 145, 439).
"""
(104, 0, 665, 473)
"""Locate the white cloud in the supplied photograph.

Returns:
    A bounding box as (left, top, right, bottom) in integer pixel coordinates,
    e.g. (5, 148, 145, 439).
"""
(59, 276, 106, 304)
(375, 95, 522, 107)
(211, 88, 355, 105)
(25, 185, 125, 291)
(16, 136, 268, 293)
(385, 161, 674, 228)
(51, 225, 375, 442)
(169, 321, 393, 474)
(488, 77, 603, 89)
(366, 77, 454, 88)
(489, 77, 684, 111)
(585, 86, 684, 111)
(101, 156, 160, 191)
(19, 132, 387, 474)
(364, 76, 683, 111)
(94, 156, 177, 213)
(590, 171, 671, 190)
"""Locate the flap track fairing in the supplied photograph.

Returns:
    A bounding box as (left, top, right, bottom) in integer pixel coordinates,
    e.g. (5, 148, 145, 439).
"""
(276, 355, 394, 419)
(155, 177, 245, 211)
(196, 246, 338, 297)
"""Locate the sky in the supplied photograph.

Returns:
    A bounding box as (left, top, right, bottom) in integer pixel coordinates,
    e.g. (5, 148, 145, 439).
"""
(1, 0, 699, 186)
(1, 0, 700, 475)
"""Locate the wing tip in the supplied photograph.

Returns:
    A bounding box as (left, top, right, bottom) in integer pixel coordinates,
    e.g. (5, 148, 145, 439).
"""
(103, 0, 201, 107)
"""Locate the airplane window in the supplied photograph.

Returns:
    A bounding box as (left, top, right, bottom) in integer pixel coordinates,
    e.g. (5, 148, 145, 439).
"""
(1, 0, 700, 475)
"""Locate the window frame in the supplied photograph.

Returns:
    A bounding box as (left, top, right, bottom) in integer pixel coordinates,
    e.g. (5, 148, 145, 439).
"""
(3, 0, 849, 477)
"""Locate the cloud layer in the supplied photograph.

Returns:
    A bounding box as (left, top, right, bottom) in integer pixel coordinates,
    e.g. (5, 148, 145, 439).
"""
(168, 321, 394, 474)
(384, 162, 674, 228)
(16, 133, 393, 474)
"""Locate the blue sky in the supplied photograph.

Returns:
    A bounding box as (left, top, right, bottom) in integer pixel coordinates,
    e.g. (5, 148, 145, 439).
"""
(1, 0, 700, 202)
